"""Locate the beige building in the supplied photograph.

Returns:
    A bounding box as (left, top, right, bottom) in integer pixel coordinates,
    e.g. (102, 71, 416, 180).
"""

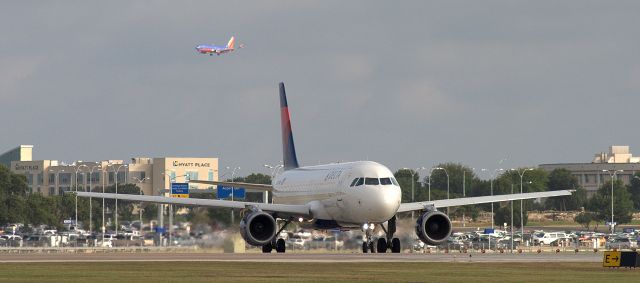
(539, 145, 640, 196)
(2, 145, 218, 197)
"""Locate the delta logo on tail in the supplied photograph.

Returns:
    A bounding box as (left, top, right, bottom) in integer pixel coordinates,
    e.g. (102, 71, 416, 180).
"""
(195, 36, 244, 56)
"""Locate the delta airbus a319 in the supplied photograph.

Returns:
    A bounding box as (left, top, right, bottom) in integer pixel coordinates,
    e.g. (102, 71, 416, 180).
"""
(195, 36, 243, 56)
(76, 83, 573, 254)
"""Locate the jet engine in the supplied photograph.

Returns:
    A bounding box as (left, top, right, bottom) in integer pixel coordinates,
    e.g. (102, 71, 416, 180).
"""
(240, 210, 277, 246)
(415, 210, 452, 246)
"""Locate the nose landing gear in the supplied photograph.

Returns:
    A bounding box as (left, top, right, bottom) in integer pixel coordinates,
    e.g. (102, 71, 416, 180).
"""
(361, 215, 401, 253)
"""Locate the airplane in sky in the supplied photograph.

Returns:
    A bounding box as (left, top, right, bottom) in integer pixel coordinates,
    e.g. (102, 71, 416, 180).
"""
(76, 82, 573, 253)
(195, 36, 243, 56)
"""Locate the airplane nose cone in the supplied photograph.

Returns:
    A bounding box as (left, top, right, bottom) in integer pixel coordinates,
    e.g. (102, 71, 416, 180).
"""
(367, 186, 401, 222)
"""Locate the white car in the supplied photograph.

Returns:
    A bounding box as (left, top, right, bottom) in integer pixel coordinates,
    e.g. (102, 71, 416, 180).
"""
(534, 232, 569, 246)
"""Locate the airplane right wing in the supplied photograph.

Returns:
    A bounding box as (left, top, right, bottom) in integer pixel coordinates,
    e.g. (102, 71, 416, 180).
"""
(75, 192, 309, 216)
(397, 190, 574, 213)
(188, 180, 273, 192)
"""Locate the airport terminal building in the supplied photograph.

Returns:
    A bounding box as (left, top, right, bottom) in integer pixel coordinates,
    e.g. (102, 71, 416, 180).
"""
(539, 145, 640, 197)
(0, 145, 218, 197)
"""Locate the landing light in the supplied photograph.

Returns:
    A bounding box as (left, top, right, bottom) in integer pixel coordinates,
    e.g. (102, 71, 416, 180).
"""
(298, 217, 303, 222)
(362, 223, 368, 230)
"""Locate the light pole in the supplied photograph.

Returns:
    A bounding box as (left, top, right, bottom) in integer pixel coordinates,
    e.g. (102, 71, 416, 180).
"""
(74, 164, 88, 232)
(131, 176, 150, 234)
(510, 168, 533, 242)
(88, 163, 101, 233)
(481, 168, 504, 229)
(162, 171, 188, 246)
(230, 166, 241, 225)
(602, 169, 623, 233)
(461, 168, 479, 228)
(402, 167, 426, 222)
(433, 167, 450, 215)
(101, 166, 106, 246)
(108, 163, 128, 235)
(264, 164, 283, 204)
(510, 183, 514, 253)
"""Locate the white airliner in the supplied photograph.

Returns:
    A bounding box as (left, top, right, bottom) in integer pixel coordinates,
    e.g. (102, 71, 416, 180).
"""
(76, 82, 573, 253)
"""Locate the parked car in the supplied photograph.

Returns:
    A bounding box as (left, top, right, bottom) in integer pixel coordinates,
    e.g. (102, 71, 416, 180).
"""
(533, 232, 569, 246)
(287, 237, 306, 250)
(606, 237, 633, 250)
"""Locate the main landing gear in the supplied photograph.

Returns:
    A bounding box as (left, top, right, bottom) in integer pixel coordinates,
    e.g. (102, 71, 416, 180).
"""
(262, 219, 291, 253)
(362, 216, 401, 253)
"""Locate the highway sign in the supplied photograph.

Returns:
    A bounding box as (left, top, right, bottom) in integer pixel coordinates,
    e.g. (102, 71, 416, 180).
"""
(217, 186, 246, 199)
(171, 183, 189, 198)
(603, 251, 621, 267)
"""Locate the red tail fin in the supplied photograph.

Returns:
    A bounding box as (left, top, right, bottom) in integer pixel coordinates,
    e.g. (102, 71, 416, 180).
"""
(227, 36, 235, 49)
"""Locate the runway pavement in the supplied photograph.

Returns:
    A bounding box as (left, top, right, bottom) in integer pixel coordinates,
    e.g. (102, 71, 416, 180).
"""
(0, 251, 602, 263)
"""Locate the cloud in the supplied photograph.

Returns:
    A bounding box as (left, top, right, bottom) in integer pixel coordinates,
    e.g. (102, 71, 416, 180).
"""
(394, 81, 458, 117)
(331, 54, 373, 81)
(0, 57, 42, 99)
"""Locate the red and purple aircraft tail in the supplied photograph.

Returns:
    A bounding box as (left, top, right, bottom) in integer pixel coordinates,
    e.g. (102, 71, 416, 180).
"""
(279, 82, 300, 170)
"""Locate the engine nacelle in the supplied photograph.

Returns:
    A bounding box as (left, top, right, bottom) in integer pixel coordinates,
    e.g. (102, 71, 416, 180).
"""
(240, 210, 277, 246)
(415, 210, 452, 246)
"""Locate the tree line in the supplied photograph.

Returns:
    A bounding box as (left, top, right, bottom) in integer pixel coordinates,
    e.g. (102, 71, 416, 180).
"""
(394, 164, 640, 228)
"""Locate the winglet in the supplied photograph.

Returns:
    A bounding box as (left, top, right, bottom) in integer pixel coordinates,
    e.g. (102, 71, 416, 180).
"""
(279, 82, 300, 170)
(227, 36, 235, 49)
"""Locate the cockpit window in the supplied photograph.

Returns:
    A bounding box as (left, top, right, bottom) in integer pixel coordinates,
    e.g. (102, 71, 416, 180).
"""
(350, 178, 359, 187)
(380, 178, 393, 185)
(355, 178, 364, 186)
(364, 178, 379, 185)
(391, 178, 399, 186)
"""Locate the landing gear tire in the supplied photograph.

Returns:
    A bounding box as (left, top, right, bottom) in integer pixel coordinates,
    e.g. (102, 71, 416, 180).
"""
(391, 238, 401, 253)
(377, 238, 388, 253)
(276, 239, 286, 253)
(262, 244, 273, 253)
(368, 242, 377, 253)
(362, 242, 368, 253)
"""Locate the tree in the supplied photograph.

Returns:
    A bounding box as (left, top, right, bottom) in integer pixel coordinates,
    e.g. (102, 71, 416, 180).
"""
(574, 212, 595, 230)
(493, 204, 527, 229)
(394, 169, 421, 203)
(0, 165, 29, 226)
(544, 168, 585, 211)
(587, 179, 634, 225)
(629, 172, 640, 211)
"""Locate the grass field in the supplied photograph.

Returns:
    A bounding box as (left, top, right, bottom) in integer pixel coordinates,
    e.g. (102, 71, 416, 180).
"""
(1, 262, 639, 282)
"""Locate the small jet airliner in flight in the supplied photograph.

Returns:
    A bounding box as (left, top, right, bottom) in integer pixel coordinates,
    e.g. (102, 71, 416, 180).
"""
(76, 83, 572, 253)
(195, 36, 243, 56)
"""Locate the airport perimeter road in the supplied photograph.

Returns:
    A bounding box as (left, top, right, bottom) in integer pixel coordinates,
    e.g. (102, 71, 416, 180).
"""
(0, 252, 602, 263)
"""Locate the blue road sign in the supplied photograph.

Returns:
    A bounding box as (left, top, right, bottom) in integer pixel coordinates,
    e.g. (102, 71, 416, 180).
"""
(217, 186, 246, 199)
(171, 182, 189, 198)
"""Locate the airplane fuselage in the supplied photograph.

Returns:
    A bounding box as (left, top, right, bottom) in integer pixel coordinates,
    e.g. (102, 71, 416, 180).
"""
(195, 45, 232, 55)
(272, 161, 401, 229)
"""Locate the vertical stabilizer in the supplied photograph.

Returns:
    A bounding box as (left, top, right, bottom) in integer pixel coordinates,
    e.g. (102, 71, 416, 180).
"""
(279, 82, 300, 170)
(227, 36, 235, 49)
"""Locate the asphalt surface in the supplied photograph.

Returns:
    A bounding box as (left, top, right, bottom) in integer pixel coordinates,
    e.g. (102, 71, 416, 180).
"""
(0, 252, 602, 263)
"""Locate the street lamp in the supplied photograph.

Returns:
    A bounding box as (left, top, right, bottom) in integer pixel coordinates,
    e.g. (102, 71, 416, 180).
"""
(461, 168, 479, 228)
(87, 163, 101, 233)
(602, 169, 623, 233)
(481, 168, 504, 229)
(433, 167, 450, 215)
(264, 164, 283, 204)
(74, 164, 89, 232)
(230, 166, 241, 224)
(131, 176, 150, 235)
(402, 167, 426, 222)
(108, 163, 128, 235)
(510, 168, 533, 242)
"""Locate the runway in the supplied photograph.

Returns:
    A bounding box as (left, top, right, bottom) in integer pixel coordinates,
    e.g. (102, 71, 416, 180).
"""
(0, 252, 602, 263)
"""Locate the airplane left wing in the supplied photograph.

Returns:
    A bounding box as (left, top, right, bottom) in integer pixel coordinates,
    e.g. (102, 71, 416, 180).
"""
(75, 192, 309, 216)
(188, 180, 273, 192)
(397, 190, 573, 213)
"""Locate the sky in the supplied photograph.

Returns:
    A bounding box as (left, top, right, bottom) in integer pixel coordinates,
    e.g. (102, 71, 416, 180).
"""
(1, 1, 639, 177)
